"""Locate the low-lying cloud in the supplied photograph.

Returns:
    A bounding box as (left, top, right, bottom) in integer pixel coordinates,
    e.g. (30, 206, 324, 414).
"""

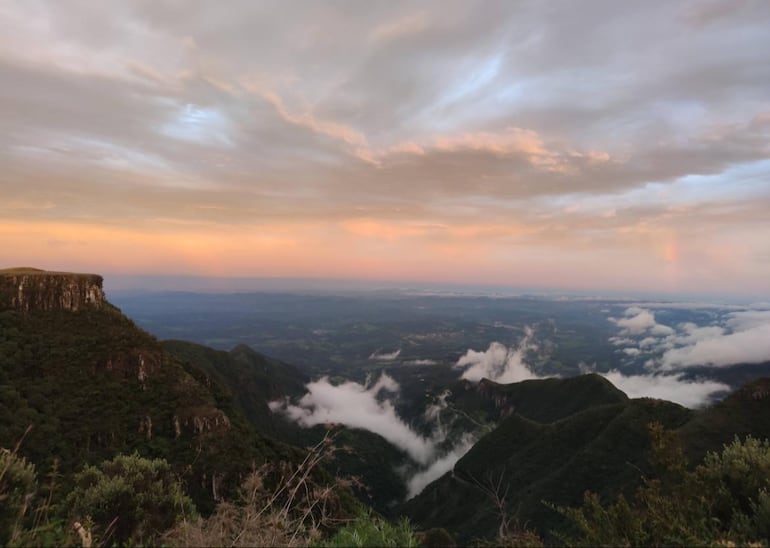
(660, 321, 770, 370)
(610, 307, 674, 336)
(609, 307, 770, 370)
(601, 370, 729, 408)
(455, 327, 543, 383)
(406, 433, 475, 499)
(271, 373, 478, 498)
(404, 358, 438, 366)
(369, 349, 402, 361)
(270, 372, 434, 464)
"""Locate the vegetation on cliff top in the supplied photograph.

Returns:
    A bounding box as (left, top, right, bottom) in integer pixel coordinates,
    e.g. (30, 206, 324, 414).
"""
(0, 268, 98, 276)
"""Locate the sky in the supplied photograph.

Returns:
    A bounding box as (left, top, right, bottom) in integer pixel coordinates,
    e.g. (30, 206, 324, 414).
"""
(2, 0, 769, 296)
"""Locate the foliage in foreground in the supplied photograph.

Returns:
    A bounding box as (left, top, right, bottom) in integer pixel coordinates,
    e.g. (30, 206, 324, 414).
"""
(558, 425, 770, 546)
(7, 418, 770, 547)
(0, 447, 73, 546)
(66, 452, 197, 545)
(164, 431, 355, 547)
(0, 448, 38, 545)
(318, 511, 419, 547)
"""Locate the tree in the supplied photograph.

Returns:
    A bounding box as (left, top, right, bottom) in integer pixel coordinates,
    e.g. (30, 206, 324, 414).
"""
(66, 453, 196, 545)
(557, 428, 770, 546)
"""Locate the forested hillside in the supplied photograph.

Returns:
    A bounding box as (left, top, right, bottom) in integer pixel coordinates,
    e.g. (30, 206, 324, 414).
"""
(2, 271, 770, 546)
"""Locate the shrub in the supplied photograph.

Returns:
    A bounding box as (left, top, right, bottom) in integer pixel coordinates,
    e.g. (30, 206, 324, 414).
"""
(0, 449, 37, 544)
(164, 431, 354, 547)
(318, 511, 419, 548)
(557, 431, 770, 546)
(66, 453, 196, 545)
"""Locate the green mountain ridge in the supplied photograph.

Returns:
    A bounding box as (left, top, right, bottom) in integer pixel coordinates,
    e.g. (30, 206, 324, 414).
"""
(449, 373, 629, 424)
(400, 381, 691, 542)
(0, 276, 299, 515)
(400, 375, 770, 543)
(3, 269, 770, 545)
(161, 339, 412, 513)
(161, 339, 308, 439)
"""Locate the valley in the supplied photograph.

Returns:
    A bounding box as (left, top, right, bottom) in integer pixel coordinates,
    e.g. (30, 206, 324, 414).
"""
(3, 270, 770, 545)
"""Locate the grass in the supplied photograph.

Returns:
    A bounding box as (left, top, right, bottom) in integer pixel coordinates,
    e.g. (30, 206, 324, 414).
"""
(0, 267, 100, 277)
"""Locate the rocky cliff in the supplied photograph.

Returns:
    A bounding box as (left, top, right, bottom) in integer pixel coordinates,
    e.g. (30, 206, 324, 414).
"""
(0, 267, 106, 311)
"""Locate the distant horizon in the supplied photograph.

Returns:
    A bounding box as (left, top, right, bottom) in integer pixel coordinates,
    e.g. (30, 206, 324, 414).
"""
(4, 265, 766, 304)
(101, 272, 768, 305)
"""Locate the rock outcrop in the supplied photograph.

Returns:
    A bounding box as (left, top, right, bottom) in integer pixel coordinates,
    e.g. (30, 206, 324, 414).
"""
(0, 267, 106, 312)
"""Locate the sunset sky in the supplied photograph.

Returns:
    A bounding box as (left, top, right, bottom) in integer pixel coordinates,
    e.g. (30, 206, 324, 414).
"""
(2, 1, 769, 296)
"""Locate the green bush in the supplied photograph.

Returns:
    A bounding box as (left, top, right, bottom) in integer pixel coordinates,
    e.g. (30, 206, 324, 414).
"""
(318, 511, 419, 547)
(66, 453, 197, 545)
(0, 449, 37, 544)
(558, 432, 770, 546)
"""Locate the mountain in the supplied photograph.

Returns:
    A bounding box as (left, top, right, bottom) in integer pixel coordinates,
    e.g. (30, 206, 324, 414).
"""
(679, 376, 770, 461)
(162, 339, 411, 513)
(400, 374, 692, 543)
(161, 340, 308, 439)
(402, 369, 770, 543)
(0, 269, 298, 513)
(450, 374, 629, 424)
(5, 268, 770, 545)
(0, 267, 105, 311)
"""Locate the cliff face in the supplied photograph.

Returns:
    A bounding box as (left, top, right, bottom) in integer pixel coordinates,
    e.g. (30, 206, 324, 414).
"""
(0, 267, 106, 311)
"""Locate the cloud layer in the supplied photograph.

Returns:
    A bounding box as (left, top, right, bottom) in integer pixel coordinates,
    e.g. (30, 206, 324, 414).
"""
(270, 373, 435, 464)
(609, 306, 770, 370)
(1, 1, 769, 295)
(601, 370, 729, 408)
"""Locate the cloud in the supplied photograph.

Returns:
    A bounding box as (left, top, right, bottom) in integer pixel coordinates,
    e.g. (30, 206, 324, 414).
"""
(725, 310, 770, 331)
(659, 322, 770, 369)
(406, 433, 475, 499)
(610, 307, 674, 336)
(423, 389, 450, 439)
(2, 1, 770, 294)
(601, 370, 729, 408)
(454, 327, 543, 383)
(369, 11, 430, 44)
(404, 358, 438, 366)
(273, 374, 479, 498)
(369, 349, 402, 361)
(270, 373, 434, 464)
(609, 307, 770, 370)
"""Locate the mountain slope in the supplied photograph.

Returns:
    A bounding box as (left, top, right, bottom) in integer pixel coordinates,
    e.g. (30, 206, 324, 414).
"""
(403, 371, 770, 543)
(448, 373, 629, 425)
(402, 392, 691, 543)
(162, 340, 307, 439)
(678, 376, 770, 461)
(0, 272, 298, 513)
(162, 339, 411, 513)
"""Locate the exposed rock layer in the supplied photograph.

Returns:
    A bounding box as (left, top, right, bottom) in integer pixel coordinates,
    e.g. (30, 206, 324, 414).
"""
(0, 267, 105, 311)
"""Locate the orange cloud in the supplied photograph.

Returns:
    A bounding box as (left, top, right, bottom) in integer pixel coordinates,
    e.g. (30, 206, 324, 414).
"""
(434, 127, 548, 157)
(1, 211, 767, 297)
